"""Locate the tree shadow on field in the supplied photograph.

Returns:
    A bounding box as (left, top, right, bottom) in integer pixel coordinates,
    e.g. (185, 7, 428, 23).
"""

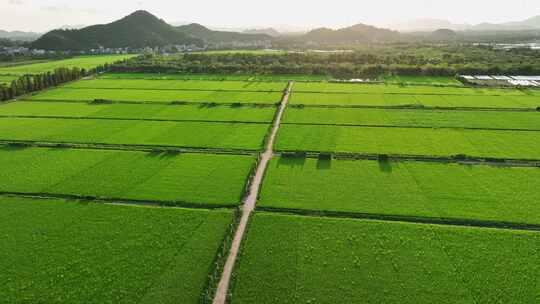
(378, 159, 393, 174)
(277, 155, 306, 169)
(316, 155, 332, 170)
(1, 143, 30, 151)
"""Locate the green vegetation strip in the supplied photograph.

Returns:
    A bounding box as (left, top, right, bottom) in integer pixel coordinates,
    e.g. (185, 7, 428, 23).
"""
(0, 117, 269, 151)
(289, 92, 540, 109)
(0, 101, 276, 123)
(382, 75, 464, 86)
(230, 212, 540, 304)
(276, 124, 540, 160)
(0, 147, 254, 206)
(293, 82, 534, 96)
(0, 196, 234, 304)
(0, 55, 137, 76)
(259, 157, 540, 225)
(65, 79, 287, 92)
(26, 88, 282, 104)
(99, 73, 330, 82)
(283, 107, 540, 130)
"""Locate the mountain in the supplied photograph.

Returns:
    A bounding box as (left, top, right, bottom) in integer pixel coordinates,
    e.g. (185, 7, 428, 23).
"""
(430, 29, 459, 41)
(391, 15, 540, 32)
(243, 28, 281, 37)
(301, 24, 399, 44)
(31, 10, 203, 51)
(176, 23, 272, 43)
(0, 30, 41, 41)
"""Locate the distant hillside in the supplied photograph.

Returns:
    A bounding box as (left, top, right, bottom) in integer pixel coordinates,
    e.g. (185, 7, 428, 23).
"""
(0, 30, 41, 42)
(243, 28, 281, 37)
(31, 11, 203, 51)
(176, 23, 272, 43)
(301, 24, 400, 44)
(392, 15, 540, 32)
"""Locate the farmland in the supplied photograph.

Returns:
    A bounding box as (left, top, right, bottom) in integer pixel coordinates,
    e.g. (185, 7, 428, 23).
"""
(276, 124, 540, 159)
(0, 147, 255, 206)
(65, 79, 287, 91)
(382, 75, 464, 86)
(99, 73, 331, 82)
(0, 75, 17, 85)
(230, 213, 540, 304)
(0, 117, 270, 151)
(258, 157, 540, 225)
(0, 55, 137, 76)
(0, 101, 276, 123)
(0, 196, 235, 304)
(26, 87, 283, 104)
(283, 107, 540, 130)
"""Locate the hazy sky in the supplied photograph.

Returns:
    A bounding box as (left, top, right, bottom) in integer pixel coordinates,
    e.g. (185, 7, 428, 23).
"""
(1, 0, 539, 32)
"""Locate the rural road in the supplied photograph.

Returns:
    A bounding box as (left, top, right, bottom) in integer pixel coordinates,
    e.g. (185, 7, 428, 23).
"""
(212, 81, 293, 304)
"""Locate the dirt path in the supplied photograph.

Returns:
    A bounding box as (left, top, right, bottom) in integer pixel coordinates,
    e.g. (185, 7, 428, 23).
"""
(212, 82, 293, 304)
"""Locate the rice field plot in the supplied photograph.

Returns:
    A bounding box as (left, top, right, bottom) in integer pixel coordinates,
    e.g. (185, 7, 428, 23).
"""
(258, 157, 540, 225)
(276, 124, 540, 160)
(98, 73, 329, 82)
(283, 107, 540, 130)
(65, 79, 287, 92)
(0, 196, 234, 304)
(0, 101, 277, 123)
(383, 75, 464, 86)
(0, 117, 269, 151)
(0, 147, 254, 206)
(230, 212, 540, 304)
(289, 92, 540, 108)
(293, 82, 531, 96)
(26, 88, 283, 104)
(0, 55, 136, 76)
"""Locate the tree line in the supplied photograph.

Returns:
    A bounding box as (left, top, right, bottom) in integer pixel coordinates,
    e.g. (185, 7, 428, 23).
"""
(110, 44, 540, 78)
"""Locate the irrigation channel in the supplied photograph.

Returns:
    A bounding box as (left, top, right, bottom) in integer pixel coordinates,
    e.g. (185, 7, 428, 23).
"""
(212, 82, 293, 304)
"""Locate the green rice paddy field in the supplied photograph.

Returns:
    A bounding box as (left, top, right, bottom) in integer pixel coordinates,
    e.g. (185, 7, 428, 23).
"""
(26, 88, 282, 104)
(382, 75, 464, 86)
(259, 157, 540, 225)
(98, 73, 329, 82)
(283, 107, 540, 130)
(0, 117, 269, 150)
(230, 213, 540, 304)
(289, 92, 540, 108)
(0, 196, 234, 304)
(65, 79, 287, 91)
(276, 124, 540, 159)
(0, 101, 276, 123)
(0, 147, 254, 206)
(0, 55, 137, 76)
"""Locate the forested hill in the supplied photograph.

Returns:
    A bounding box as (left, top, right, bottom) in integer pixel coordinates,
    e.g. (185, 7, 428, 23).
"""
(300, 24, 400, 44)
(176, 23, 271, 43)
(31, 11, 202, 51)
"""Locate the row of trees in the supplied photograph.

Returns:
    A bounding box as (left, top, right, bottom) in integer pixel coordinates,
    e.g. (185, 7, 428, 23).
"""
(0, 64, 110, 101)
(110, 45, 540, 78)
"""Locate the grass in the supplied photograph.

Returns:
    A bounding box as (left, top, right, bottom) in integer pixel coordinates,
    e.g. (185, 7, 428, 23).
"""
(99, 73, 328, 82)
(0, 101, 277, 123)
(0, 75, 17, 85)
(65, 79, 288, 92)
(258, 157, 540, 225)
(0, 55, 137, 76)
(289, 92, 540, 108)
(283, 107, 540, 130)
(0, 196, 234, 304)
(276, 124, 540, 159)
(0, 147, 254, 206)
(293, 82, 533, 96)
(230, 212, 540, 304)
(382, 75, 463, 86)
(0, 117, 270, 151)
(26, 88, 283, 104)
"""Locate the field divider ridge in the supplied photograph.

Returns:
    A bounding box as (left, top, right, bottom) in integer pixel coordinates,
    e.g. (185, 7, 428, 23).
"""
(22, 98, 281, 107)
(0, 192, 237, 210)
(280, 122, 540, 132)
(59, 87, 284, 93)
(274, 151, 540, 167)
(0, 141, 260, 156)
(288, 104, 540, 112)
(212, 81, 293, 304)
(255, 207, 540, 232)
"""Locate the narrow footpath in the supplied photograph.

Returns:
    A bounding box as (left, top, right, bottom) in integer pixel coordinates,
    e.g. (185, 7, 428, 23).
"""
(212, 81, 293, 304)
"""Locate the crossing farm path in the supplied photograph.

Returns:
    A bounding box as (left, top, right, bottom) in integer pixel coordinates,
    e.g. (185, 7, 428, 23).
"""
(212, 81, 293, 304)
